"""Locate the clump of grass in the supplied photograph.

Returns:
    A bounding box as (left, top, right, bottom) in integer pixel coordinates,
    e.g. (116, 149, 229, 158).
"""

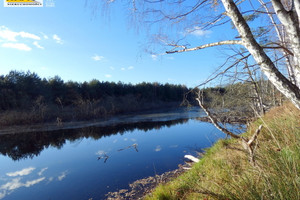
(145, 103, 300, 200)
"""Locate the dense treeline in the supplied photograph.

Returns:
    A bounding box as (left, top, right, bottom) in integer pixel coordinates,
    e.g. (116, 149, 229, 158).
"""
(0, 71, 283, 126)
(0, 70, 187, 110)
(0, 70, 188, 125)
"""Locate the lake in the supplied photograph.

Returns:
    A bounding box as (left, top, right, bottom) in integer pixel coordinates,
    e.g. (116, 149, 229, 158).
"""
(0, 107, 243, 200)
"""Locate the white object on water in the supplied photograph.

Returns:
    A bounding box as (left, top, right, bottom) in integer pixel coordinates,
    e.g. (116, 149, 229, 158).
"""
(184, 155, 200, 163)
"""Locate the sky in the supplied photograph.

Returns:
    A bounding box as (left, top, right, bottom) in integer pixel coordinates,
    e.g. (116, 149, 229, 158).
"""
(0, 0, 239, 87)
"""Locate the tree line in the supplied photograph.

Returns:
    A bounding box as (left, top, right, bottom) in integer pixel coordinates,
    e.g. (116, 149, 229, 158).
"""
(0, 70, 189, 125)
(0, 70, 188, 110)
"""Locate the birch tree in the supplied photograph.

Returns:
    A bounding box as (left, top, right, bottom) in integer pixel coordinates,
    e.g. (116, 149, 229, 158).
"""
(93, 0, 300, 110)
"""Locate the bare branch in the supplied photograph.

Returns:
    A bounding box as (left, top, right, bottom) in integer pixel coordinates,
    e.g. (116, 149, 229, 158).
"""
(166, 40, 243, 54)
(196, 92, 241, 139)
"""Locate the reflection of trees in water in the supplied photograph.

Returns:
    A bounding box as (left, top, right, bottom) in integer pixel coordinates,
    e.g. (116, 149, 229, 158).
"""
(0, 119, 189, 161)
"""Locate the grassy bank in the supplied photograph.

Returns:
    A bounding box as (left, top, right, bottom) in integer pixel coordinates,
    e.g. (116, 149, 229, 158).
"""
(145, 103, 300, 200)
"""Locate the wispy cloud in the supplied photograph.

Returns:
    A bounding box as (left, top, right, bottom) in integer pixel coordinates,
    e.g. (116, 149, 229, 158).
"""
(2, 43, 31, 51)
(105, 74, 112, 78)
(154, 145, 162, 152)
(2, 177, 45, 190)
(58, 171, 68, 181)
(37, 167, 48, 176)
(40, 32, 48, 39)
(0, 26, 40, 42)
(185, 26, 212, 37)
(166, 56, 174, 60)
(92, 54, 104, 61)
(121, 66, 134, 71)
(0, 177, 45, 199)
(0, 178, 22, 191)
(0, 191, 5, 199)
(53, 34, 63, 44)
(151, 54, 158, 61)
(33, 41, 44, 49)
(23, 177, 45, 187)
(110, 66, 115, 70)
(6, 167, 35, 177)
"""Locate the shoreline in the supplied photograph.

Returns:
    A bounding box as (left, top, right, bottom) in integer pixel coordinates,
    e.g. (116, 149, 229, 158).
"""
(0, 106, 202, 135)
(0, 113, 248, 135)
(105, 163, 189, 200)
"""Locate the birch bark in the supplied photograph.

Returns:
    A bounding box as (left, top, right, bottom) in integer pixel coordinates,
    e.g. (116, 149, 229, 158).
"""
(271, 0, 300, 87)
(221, 0, 300, 109)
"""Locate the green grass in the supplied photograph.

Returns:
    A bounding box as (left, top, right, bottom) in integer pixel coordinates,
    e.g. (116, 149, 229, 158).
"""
(145, 103, 300, 200)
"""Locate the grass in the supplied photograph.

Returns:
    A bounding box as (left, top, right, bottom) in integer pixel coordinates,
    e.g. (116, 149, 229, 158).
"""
(145, 103, 300, 200)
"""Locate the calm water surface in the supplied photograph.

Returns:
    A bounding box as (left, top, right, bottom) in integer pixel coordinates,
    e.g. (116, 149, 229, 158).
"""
(0, 107, 243, 200)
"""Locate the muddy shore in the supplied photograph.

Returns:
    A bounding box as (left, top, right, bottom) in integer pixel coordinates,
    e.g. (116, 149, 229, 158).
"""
(105, 163, 189, 200)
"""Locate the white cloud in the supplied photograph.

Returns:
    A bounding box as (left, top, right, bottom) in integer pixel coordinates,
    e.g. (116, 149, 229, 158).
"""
(105, 74, 112, 78)
(0, 177, 45, 191)
(0, 178, 22, 190)
(24, 177, 45, 187)
(2, 43, 31, 51)
(121, 66, 134, 71)
(92, 54, 104, 61)
(0, 191, 6, 199)
(0, 26, 40, 42)
(154, 145, 162, 152)
(48, 177, 54, 182)
(185, 26, 212, 37)
(41, 32, 48, 39)
(6, 167, 35, 177)
(33, 41, 44, 49)
(19, 31, 41, 40)
(37, 167, 48, 176)
(53, 34, 63, 44)
(110, 66, 115, 70)
(151, 54, 158, 61)
(58, 171, 68, 181)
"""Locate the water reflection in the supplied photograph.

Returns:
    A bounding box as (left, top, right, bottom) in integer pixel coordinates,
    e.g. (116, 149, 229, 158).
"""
(0, 119, 188, 161)
(0, 167, 46, 200)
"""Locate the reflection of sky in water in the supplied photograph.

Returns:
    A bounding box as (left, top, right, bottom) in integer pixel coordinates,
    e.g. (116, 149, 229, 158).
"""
(0, 114, 244, 199)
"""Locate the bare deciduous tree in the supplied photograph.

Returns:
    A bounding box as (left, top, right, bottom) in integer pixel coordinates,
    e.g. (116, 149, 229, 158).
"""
(91, 0, 300, 110)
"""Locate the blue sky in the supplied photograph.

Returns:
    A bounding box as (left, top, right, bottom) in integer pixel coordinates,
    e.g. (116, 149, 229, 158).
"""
(0, 0, 239, 87)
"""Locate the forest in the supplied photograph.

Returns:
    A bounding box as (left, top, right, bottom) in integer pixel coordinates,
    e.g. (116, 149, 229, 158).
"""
(0, 70, 189, 126)
(0, 70, 284, 127)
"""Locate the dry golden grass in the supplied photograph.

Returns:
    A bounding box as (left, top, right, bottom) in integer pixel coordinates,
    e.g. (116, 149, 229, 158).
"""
(146, 103, 300, 200)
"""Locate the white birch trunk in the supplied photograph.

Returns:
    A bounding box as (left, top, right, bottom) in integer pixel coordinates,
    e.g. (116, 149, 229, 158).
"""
(221, 0, 300, 110)
(258, 0, 297, 85)
(271, 0, 300, 87)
